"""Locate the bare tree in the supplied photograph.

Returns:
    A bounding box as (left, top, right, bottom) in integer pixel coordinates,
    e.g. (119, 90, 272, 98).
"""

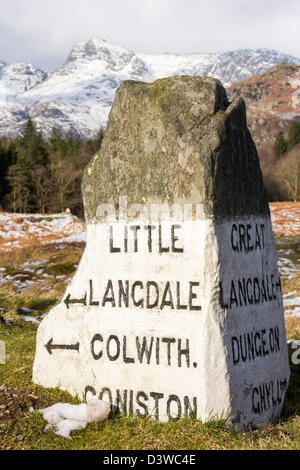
(273, 147, 300, 201)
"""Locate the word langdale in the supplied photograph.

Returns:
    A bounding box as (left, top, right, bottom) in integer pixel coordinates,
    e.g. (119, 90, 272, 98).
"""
(67, 279, 202, 312)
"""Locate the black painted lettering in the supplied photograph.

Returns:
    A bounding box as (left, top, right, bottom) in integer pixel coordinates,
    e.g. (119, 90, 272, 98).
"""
(89, 279, 99, 306)
(230, 281, 238, 308)
(167, 395, 182, 419)
(123, 336, 134, 364)
(246, 278, 253, 304)
(146, 281, 159, 309)
(252, 387, 260, 414)
(254, 332, 262, 357)
(150, 392, 164, 421)
(156, 338, 160, 365)
(91, 334, 103, 360)
(247, 333, 255, 361)
(240, 335, 248, 362)
(171, 225, 184, 253)
(269, 328, 275, 352)
(124, 225, 128, 253)
(232, 337, 240, 365)
(136, 336, 154, 364)
(259, 384, 266, 413)
(116, 389, 127, 414)
(159, 225, 169, 253)
(274, 326, 280, 351)
(85, 385, 96, 402)
(162, 337, 176, 366)
(160, 282, 175, 310)
(118, 280, 129, 307)
(238, 279, 247, 306)
(131, 281, 144, 308)
(231, 224, 239, 252)
(136, 391, 149, 417)
(129, 390, 134, 416)
(251, 377, 287, 415)
(276, 278, 282, 293)
(130, 225, 141, 252)
(178, 339, 190, 368)
(102, 280, 116, 307)
(261, 280, 267, 303)
(239, 224, 246, 252)
(265, 382, 271, 409)
(246, 224, 254, 252)
(99, 387, 113, 405)
(176, 281, 187, 310)
(106, 335, 120, 361)
(184, 396, 197, 418)
(189, 282, 201, 311)
(271, 275, 276, 299)
(271, 381, 276, 406)
(261, 329, 269, 356)
(109, 226, 121, 253)
(255, 225, 261, 250)
(219, 281, 229, 308)
(144, 225, 156, 252)
(265, 275, 272, 301)
(253, 278, 260, 304)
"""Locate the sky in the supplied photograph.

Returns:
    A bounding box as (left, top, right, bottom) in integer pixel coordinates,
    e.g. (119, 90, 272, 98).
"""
(0, 0, 300, 70)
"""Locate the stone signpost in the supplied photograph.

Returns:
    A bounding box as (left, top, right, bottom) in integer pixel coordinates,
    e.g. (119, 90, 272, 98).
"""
(33, 76, 290, 430)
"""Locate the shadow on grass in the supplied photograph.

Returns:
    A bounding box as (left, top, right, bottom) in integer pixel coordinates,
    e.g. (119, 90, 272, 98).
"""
(281, 344, 300, 419)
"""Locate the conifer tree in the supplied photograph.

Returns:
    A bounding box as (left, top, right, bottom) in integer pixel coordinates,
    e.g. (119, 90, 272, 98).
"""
(274, 132, 287, 158)
(18, 116, 48, 166)
(6, 156, 31, 212)
(287, 120, 300, 150)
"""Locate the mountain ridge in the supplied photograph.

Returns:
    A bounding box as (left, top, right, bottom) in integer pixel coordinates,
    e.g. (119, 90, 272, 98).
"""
(0, 38, 300, 137)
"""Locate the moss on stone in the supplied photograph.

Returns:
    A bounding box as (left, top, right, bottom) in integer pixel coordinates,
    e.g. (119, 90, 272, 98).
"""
(82, 76, 269, 223)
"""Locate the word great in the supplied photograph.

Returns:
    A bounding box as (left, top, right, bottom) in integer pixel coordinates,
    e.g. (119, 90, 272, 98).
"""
(231, 223, 265, 252)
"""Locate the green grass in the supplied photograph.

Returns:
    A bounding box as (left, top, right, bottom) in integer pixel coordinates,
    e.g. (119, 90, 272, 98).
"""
(0, 320, 299, 450)
(0, 288, 58, 323)
(43, 262, 77, 276)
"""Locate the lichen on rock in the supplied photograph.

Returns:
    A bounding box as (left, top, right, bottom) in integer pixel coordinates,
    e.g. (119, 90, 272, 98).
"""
(82, 75, 269, 223)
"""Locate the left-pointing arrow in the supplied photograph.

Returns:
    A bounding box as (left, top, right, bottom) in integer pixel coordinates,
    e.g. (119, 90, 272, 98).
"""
(45, 338, 80, 355)
(64, 293, 87, 309)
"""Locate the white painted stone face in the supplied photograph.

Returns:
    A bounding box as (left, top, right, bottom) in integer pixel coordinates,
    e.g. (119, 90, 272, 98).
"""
(33, 213, 290, 430)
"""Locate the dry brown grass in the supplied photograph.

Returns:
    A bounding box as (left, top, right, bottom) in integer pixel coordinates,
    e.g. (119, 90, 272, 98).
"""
(285, 316, 300, 340)
(270, 202, 300, 237)
(0, 242, 85, 267)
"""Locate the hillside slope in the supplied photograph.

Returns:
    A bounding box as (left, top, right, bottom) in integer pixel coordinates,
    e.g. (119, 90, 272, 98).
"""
(228, 63, 300, 148)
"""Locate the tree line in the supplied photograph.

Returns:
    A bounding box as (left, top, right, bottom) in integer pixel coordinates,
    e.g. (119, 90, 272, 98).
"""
(0, 117, 299, 218)
(274, 120, 300, 158)
(263, 119, 300, 202)
(0, 118, 104, 217)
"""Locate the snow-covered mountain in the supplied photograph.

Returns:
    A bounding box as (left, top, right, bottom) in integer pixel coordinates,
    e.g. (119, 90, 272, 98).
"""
(1, 38, 300, 137)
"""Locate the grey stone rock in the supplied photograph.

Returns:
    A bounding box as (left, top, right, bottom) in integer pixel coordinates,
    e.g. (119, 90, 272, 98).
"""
(33, 76, 289, 431)
(82, 76, 269, 223)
